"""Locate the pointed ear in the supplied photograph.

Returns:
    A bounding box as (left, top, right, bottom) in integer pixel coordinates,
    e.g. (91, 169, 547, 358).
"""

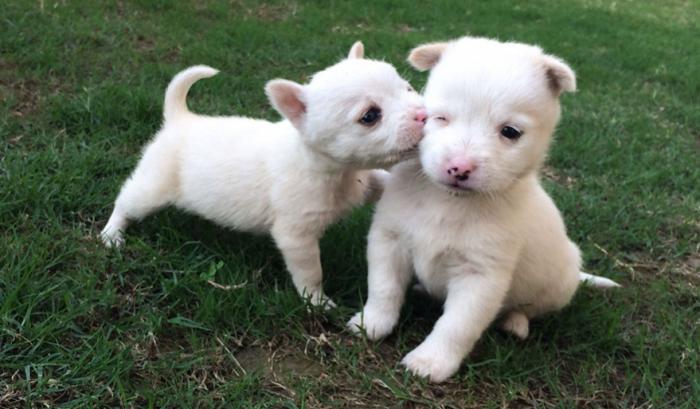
(543, 55, 576, 95)
(265, 79, 306, 129)
(348, 41, 364, 59)
(408, 42, 449, 71)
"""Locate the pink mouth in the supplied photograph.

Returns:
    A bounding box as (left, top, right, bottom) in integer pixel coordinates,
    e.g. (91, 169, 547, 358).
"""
(398, 127, 424, 152)
(440, 180, 473, 192)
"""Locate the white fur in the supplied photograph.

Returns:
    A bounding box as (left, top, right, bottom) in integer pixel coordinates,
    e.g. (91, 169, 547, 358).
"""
(580, 271, 621, 288)
(348, 37, 619, 382)
(101, 43, 425, 307)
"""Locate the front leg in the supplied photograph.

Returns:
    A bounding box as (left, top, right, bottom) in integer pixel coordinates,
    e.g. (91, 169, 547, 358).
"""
(402, 270, 512, 382)
(348, 225, 411, 340)
(362, 169, 391, 204)
(271, 223, 334, 308)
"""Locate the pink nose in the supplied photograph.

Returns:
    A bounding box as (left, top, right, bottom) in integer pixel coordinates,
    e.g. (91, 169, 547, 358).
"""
(413, 109, 427, 124)
(446, 158, 477, 182)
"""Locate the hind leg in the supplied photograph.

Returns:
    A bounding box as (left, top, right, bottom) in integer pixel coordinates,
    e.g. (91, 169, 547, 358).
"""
(500, 311, 530, 340)
(101, 209, 129, 248)
(101, 138, 180, 247)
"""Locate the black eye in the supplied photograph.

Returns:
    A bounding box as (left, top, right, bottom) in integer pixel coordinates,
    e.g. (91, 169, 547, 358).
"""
(500, 126, 522, 140)
(359, 107, 382, 126)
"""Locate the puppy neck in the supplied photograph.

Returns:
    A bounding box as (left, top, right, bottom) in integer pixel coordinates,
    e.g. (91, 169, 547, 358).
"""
(285, 123, 364, 177)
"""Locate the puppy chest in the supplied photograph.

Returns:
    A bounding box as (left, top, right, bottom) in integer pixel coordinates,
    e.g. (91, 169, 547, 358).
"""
(411, 243, 468, 291)
(402, 220, 513, 295)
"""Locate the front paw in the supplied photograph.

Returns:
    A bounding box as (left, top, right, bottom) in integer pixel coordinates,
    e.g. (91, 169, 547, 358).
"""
(370, 169, 391, 187)
(304, 290, 337, 310)
(347, 308, 397, 340)
(401, 342, 461, 383)
(364, 169, 391, 203)
(100, 226, 124, 248)
(500, 311, 529, 340)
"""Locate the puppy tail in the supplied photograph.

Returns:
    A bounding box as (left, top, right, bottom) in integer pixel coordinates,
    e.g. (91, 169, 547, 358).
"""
(579, 271, 622, 289)
(163, 65, 219, 121)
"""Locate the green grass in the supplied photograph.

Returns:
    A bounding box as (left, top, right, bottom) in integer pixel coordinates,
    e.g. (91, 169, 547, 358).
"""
(1, 0, 698, 407)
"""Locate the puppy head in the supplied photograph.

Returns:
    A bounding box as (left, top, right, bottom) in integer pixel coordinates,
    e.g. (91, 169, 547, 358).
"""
(410, 37, 576, 195)
(266, 41, 426, 168)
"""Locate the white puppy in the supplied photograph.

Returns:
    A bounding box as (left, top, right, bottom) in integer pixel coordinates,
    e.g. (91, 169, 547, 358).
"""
(348, 37, 619, 382)
(101, 42, 426, 307)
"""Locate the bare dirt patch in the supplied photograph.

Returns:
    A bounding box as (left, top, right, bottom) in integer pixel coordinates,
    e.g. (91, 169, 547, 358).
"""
(0, 60, 42, 118)
(235, 345, 324, 379)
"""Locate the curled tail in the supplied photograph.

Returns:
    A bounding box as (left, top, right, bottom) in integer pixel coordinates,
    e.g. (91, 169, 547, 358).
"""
(163, 65, 219, 121)
(580, 271, 621, 289)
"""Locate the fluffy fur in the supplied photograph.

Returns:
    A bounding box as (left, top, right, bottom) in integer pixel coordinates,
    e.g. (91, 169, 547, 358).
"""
(101, 42, 425, 307)
(348, 37, 619, 382)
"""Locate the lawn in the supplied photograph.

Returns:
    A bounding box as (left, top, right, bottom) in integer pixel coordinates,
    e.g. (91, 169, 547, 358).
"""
(1, 0, 698, 407)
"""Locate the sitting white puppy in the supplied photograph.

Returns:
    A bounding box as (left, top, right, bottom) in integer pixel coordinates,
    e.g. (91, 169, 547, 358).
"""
(348, 37, 619, 382)
(101, 42, 426, 307)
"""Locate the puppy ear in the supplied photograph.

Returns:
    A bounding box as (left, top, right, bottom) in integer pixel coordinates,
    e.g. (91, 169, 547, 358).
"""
(265, 79, 306, 129)
(348, 41, 364, 59)
(408, 42, 449, 71)
(543, 55, 576, 95)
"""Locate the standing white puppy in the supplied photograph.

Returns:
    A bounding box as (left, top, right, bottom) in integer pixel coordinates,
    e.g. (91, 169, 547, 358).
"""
(101, 42, 426, 307)
(349, 37, 619, 382)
